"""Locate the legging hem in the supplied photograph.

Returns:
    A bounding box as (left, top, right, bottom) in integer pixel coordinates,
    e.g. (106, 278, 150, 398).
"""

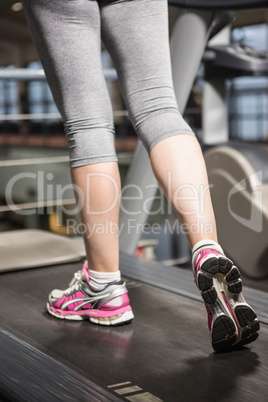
(70, 155, 118, 168)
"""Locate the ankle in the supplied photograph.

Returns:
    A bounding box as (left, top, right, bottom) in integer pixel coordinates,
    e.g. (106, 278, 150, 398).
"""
(88, 268, 121, 291)
(192, 239, 221, 253)
(191, 239, 224, 267)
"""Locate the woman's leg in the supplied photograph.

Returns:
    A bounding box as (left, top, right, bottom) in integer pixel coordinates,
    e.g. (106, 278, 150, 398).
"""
(100, 0, 259, 348)
(150, 135, 217, 249)
(22, 0, 133, 324)
(100, 0, 216, 248)
(22, 0, 120, 272)
(71, 162, 121, 272)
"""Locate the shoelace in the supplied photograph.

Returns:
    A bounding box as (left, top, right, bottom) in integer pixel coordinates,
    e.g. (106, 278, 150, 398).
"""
(65, 270, 87, 295)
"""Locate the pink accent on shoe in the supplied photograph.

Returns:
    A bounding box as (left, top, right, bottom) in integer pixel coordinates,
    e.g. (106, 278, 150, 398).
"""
(54, 296, 67, 309)
(99, 293, 130, 311)
(67, 303, 75, 311)
(75, 291, 85, 299)
(71, 300, 92, 310)
(66, 294, 75, 310)
(82, 261, 90, 282)
(69, 300, 88, 310)
(54, 291, 86, 310)
(195, 248, 223, 274)
(67, 291, 89, 310)
(48, 304, 132, 318)
(205, 303, 213, 332)
(221, 291, 240, 338)
(81, 303, 92, 309)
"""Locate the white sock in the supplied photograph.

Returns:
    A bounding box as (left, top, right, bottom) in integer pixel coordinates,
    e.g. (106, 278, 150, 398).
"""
(88, 269, 121, 291)
(191, 239, 224, 266)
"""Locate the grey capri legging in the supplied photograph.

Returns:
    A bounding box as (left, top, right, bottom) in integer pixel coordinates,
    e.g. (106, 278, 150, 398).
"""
(21, 0, 195, 168)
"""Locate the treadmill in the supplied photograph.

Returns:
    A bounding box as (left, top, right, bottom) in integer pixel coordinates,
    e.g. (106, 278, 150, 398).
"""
(202, 27, 268, 279)
(1, 230, 268, 401)
(1, 1, 268, 401)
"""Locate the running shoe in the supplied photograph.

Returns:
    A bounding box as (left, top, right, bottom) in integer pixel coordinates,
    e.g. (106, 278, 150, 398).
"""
(47, 262, 134, 326)
(193, 248, 260, 352)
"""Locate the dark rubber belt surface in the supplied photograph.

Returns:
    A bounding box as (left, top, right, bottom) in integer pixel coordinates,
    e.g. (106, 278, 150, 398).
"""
(0, 329, 120, 402)
(0, 261, 267, 402)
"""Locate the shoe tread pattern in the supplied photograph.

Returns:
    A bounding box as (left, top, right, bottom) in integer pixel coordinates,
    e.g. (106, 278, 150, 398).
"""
(234, 305, 260, 346)
(212, 316, 237, 351)
(198, 256, 238, 304)
(201, 256, 233, 275)
(196, 255, 260, 351)
(228, 280, 243, 294)
(197, 273, 217, 303)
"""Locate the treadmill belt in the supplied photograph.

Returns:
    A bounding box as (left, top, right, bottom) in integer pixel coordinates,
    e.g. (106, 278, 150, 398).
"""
(0, 262, 267, 401)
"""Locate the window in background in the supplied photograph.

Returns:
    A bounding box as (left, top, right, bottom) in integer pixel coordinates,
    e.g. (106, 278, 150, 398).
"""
(228, 24, 268, 141)
(0, 65, 19, 124)
(27, 61, 59, 124)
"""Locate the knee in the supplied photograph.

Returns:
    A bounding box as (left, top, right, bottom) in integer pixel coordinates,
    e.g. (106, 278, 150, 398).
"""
(133, 108, 195, 155)
(64, 118, 118, 168)
(126, 81, 195, 153)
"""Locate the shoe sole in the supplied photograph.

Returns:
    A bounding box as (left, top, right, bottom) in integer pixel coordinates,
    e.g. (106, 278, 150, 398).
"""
(47, 303, 134, 326)
(196, 256, 260, 352)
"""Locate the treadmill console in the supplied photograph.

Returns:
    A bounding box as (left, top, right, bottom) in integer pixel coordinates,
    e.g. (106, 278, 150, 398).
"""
(203, 44, 268, 78)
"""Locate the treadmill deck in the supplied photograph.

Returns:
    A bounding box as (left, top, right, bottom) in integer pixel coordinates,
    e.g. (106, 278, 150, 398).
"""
(0, 260, 267, 402)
